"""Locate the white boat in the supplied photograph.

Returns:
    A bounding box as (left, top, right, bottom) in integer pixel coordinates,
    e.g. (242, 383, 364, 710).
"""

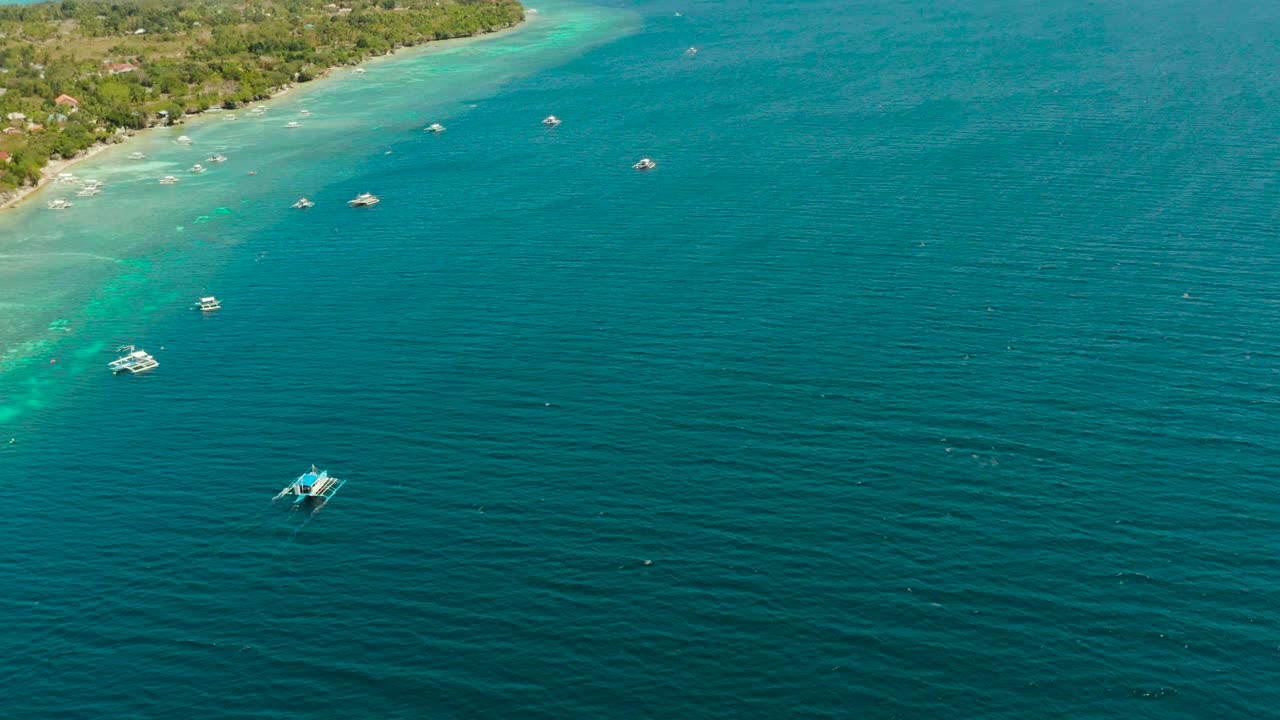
(54, 172, 78, 184)
(686, 46, 698, 54)
(189, 163, 206, 174)
(47, 198, 72, 210)
(542, 115, 562, 127)
(81, 179, 103, 188)
(76, 187, 101, 197)
(206, 154, 227, 163)
(348, 192, 380, 207)
(285, 121, 301, 128)
(424, 123, 445, 133)
(352, 68, 366, 75)
(274, 465, 346, 505)
(292, 197, 315, 209)
(195, 295, 221, 311)
(225, 114, 238, 121)
(632, 157, 657, 170)
(108, 345, 159, 374)
(159, 175, 180, 185)
(176, 135, 194, 145)
(128, 152, 146, 160)
(299, 109, 312, 116)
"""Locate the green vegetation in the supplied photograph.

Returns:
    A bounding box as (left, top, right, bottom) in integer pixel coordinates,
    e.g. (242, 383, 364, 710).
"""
(0, 0, 523, 190)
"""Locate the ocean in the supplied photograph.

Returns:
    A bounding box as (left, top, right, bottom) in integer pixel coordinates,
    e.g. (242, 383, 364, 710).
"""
(2, 0, 1278, 717)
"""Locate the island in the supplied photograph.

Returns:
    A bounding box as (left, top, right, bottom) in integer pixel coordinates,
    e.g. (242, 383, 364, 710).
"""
(0, 0, 524, 193)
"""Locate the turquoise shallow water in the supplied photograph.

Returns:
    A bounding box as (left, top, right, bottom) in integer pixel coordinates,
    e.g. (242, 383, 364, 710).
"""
(2, 0, 1279, 717)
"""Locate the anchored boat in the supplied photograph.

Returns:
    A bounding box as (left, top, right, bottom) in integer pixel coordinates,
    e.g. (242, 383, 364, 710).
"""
(108, 345, 158, 374)
(274, 465, 346, 505)
(632, 157, 657, 170)
(196, 296, 221, 311)
(348, 192, 380, 207)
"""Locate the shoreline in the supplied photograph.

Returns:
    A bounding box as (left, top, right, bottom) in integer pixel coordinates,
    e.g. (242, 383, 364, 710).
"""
(0, 18, 525, 213)
(0, 138, 129, 211)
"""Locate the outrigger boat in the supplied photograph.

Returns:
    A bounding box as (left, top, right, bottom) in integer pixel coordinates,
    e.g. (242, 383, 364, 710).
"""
(292, 197, 315, 209)
(424, 123, 445, 133)
(108, 345, 159, 374)
(632, 157, 657, 170)
(274, 465, 346, 505)
(347, 192, 380, 207)
(542, 115, 562, 127)
(195, 296, 221, 311)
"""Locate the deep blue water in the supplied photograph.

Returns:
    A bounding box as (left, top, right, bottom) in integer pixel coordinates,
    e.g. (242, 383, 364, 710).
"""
(3, 0, 1279, 717)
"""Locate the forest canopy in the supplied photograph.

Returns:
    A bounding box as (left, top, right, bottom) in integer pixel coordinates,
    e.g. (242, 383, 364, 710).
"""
(0, 0, 523, 189)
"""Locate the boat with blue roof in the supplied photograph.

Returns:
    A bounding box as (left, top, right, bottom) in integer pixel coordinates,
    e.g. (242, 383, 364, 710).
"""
(274, 465, 346, 505)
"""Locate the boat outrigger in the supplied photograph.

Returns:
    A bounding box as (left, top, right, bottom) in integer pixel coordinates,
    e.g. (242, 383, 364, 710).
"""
(348, 192, 380, 207)
(632, 157, 657, 170)
(196, 296, 221, 311)
(274, 465, 346, 505)
(108, 345, 159, 374)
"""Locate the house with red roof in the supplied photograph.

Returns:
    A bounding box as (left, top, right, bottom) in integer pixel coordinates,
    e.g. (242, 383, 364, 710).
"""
(54, 94, 80, 108)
